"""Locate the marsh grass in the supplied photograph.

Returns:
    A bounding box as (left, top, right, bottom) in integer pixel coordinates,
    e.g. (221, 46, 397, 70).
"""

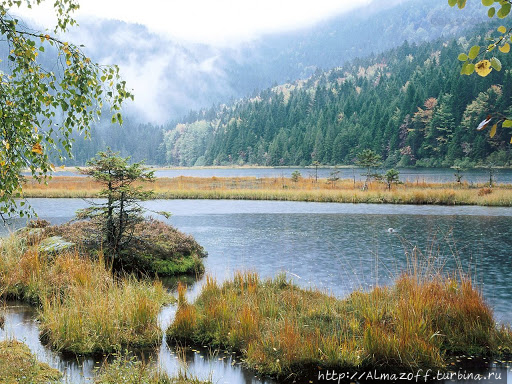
(0, 339, 62, 383)
(94, 352, 211, 384)
(168, 268, 512, 379)
(0, 233, 172, 354)
(22, 176, 512, 206)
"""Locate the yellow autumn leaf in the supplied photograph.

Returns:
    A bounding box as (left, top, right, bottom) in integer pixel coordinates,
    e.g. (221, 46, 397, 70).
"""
(499, 43, 510, 53)
(475, 60, 492, 77)
(31, 143, 43, 155)
(490, 123, 497, 138)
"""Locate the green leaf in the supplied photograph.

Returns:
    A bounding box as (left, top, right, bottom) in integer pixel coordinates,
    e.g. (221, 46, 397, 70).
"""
(488, 7, 496, 17)
(468, 45, 481, 59)
(497, 3, 511, 18)
(498, 25, 507, 33)
(458, 53, 468, 61)
(503, 120, 512, 128)
(482, 0, 494, 5)
(448, 0, 457, 6)
(491, 57, 502, 71)
(461, 62, 475, 75)
(457, 0, 467, 8)
(488, 43, 496, 52)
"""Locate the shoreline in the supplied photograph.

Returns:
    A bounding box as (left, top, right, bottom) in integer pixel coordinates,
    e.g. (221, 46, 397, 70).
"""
(20, 176, 512, 207)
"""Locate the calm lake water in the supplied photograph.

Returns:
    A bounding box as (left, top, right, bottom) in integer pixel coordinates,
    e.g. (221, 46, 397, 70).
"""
(153, 167, 512, 184)
(1, 199, 511, 383)
(50, 166, 512, 184)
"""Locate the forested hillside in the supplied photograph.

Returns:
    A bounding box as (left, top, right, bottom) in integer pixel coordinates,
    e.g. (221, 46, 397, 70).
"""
(63, 119, 166, 165)
(56, 0, 504, 167)
(162, 24, 512, 168)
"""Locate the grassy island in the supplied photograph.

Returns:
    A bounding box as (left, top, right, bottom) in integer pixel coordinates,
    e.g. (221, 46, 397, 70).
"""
(0, 231, 172, 355)
(22, 175, 512, 206)
(167, 271, 512, 380)
(0, 340, 62, 383)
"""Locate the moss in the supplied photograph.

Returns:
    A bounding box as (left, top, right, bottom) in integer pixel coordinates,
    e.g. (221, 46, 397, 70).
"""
(38, 236, 75, 254)
(0, 340, 62, 383)
(47, 219, 206, 277)
(150, 254, 205, 275)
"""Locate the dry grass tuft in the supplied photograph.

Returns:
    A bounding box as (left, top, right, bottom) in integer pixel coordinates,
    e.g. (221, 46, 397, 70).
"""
(0, 233, 172, 354)
(21, 175, 512, 206)
(168, 270, 511, 379)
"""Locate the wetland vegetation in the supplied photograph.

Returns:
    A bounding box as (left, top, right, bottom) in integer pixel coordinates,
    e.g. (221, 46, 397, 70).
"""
(168, 271, 512, 380)
(21, 175, 512, 206)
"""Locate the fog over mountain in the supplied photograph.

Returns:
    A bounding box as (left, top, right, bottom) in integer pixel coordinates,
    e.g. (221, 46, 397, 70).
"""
(4, 0, 487, 129)
(25, 0, 477, 125)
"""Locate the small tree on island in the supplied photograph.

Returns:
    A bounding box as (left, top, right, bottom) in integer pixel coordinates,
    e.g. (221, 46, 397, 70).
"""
(312, 160, 320, 183)
(453, 166, 464, 186)
(328, 168, 340, 187)
(384, 168, 401, 191)
(291, 170, 302, 182)
(356, 149, 382, 190)
(77, 149, 169, 268)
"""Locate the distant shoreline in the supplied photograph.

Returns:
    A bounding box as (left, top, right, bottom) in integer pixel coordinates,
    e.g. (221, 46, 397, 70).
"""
(21, 175, 512, 207)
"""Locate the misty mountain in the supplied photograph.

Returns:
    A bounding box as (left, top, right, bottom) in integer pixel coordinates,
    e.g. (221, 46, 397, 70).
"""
(161, 20, 512, 168)
(63, 0, 485, 124)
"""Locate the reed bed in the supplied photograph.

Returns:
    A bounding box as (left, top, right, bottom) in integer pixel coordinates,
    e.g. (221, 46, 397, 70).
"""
(168, 272, 512, 379)
(22, 176, 512, 206)
(0, 234, 172, 354)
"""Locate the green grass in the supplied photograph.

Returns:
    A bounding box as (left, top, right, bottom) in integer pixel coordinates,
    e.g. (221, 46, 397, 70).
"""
(167, 272, 512, 379)
(0, 339, 62, 383)
(0, 233, 173, 355)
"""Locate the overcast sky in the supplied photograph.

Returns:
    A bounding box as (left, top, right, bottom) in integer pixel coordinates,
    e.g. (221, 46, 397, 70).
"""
(19, 0, 376, 45)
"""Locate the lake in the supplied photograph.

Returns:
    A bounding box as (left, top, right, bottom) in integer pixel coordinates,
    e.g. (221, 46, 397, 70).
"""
(49, 166, 512, 184)
(1, 199, 511, 383)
